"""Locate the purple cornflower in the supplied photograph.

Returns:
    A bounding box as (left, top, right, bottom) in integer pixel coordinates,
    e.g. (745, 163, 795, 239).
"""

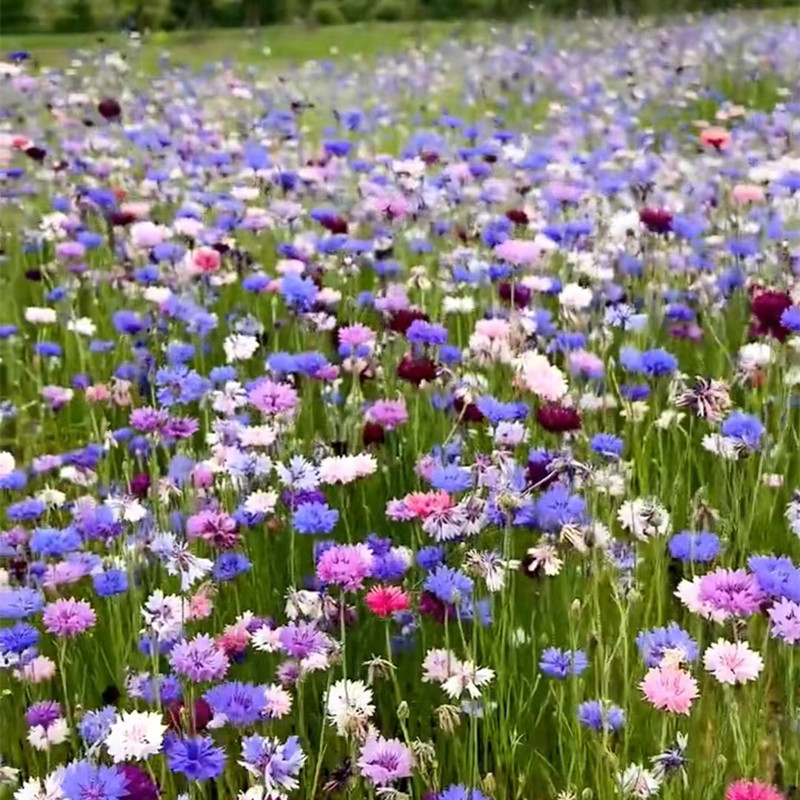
(316, 543, 374, 592)
(164, 734, 226, 781)
(169, 634, 230, 683)
(248, 379, 298, 416)
(366, 399, 408, 430)
(130, 406, 169, 433)
(61, 762, 128, 800)
(119, 764, 159, 800)
(42, 598, 96, 636)
(163, 416, 199, 439)
(357, 735, 414, 786)
(26, 700, 61, 729)
(0, 587, 44, 619)
(204, 681, 267, 726)
(539, 647, 589, 679)
(768, 598, 800, 644)
(241, 734, 306, 792)
(698, 568, 765, 617)
(278, 621, 331, 659)
(636, 623, 698, 667)
(577, 700, 626, 732)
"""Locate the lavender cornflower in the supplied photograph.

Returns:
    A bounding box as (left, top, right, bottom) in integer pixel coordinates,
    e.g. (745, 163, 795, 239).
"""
(636, 624, 698, 667)
(61, 762, 128, 800)
(577, 700, 626, 732)
(357, 735, 414, 786)
(79, 706, 118, 747)
(424, 566, 473, 605)
(240, 734, 307, 792)
(204, 681, 267, 726)
(129, 406, 169, 434)
(768, 598, 800, 644)
(169, 634, 229, 683)
(698, 568, 764, 617)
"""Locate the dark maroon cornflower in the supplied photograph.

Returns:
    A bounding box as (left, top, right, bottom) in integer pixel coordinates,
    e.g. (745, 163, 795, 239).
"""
(418, 591, 456, 623)
(750, 289, 792, 341)
(102, 684, 121, 705)
(25, 269, 43, 281)
(119, 764, 159, 800)
(98, 97, 122, 120)
(453, 396, 485, 423)
(9, 557, 28, 582)
(397, 354, 437, 385)
(25, 146, 46, 162)
(320, 215, 348, 235)
(498, 281, 532, 308)
(109, 211, 137, 227)
(526, 452, 557, 489)
(505, 208, 529, 225)
(639, 207, 673, 234)
(421, 151, 439, 165)
(362, 422, 385, 446)
(322, 758, 354, 795)
(129, 473, 151, 499)
(166, 697, 212, 734)
(388, 308, 429, 335)
(536, 403, 582, 433)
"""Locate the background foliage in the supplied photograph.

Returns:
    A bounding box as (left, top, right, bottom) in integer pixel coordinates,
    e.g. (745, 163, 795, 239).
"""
(1, 0, 797, 35)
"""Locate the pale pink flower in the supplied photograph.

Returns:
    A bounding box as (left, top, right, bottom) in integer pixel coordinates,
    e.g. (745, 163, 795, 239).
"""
(494, 238, 542, 266)
(20, 655, 57, 683)
(515, 352, 568, 401)
(263, 684, 293, 718)
(85, 384, 111, 403)
(703, 639, 764, 685)
(732, 184, 765, 205)
(675, 577, 729, 623)
(188, 247, 221, 275)
(640, 665, 698, 714)
(474, 318, 510, 340)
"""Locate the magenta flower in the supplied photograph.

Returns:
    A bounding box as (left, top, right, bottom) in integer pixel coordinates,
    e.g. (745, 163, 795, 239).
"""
(247, 379, 298, 416)
(316, 543, 374, 592)
(698, 568, 764, 617)
(186, 509, 238, 549)
(366, 399, 408, 430)
(43, 598, 96, 637)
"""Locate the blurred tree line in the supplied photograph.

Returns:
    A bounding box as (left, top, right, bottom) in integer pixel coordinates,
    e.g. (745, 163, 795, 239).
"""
(1, 0, 796, 34)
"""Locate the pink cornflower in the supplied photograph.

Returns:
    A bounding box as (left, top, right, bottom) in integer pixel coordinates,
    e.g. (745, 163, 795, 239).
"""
(316, 543, 374, 592)
(187, 587, 215, 621)
(726, 780, 786, 800)
(338, 324, 376, 349)
(732, 184, 765, 205)
(318, 454, 377, 485)
(365, 586, 410, 617)
(474, 318, 510, 339)
(385, 499, 416, 521)
(403, 491, 453, 520)
(640, 665, 698, 715)
(703, 639, 764, 685)
(42, 598, 96, 637)
(494, 239, 542, 266)
(358, 736, 414, 786)
(698, 568, 764, 617)
(248, 379, 298, 417)
(188, 246, 221, 274)
(85, 384, 111, 403)
(20, 655, 56, 683)
(263, 684, 293, 719)
(170, 634, 230, 683)
(186, 509, 238, 549)
(366, 399, 408, 430)
(569, 349, 605, 379)
(515, 352, 568, 401)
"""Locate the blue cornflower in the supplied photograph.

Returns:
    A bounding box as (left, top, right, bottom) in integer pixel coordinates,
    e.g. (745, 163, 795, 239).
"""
(534, 486, 586, 533)
(417, 546, 445, 571)
(620, 384, 650, 401)
(429, 464, 473, 493)
(619, 346, 643, 372)
(164, 734, 226, 780)
(61, 762, 128, 800)
(424, 566, 473, 604)
(29, 527, 82, 558)
(292, 502, 339, 534)
(577, 699, 625, 732)
(166, 342, 196, 365)
(641, 348, 678, 377)
(636, 623, 699, 668)
(35, 342, 62, 358)
(93, 569, 129, 597)
(720, 411, 765, 451)
(781, 306, 800, 333)
(240, 734, 306, 792)
(748, 555, 800, 603)
(590, 433, 624, 460)
(539, 647, 589, 679)
(204, 681, 267, 726)
(293, 351, 329, 376)
(0, 469, 27, 490)
(213, 552, 251, 582)
(280, 274, 318, 310)
(0, 622, 39, 656)
(668, 530, 721, 562)
(6, 498, 47, 522)
(475, 396, 529, 424)
(438, 784, 490, 800)
(440, 345, 463, 364)
(140, 673, 183, 705)
(78, 706, 117, 746)
(406, 319, 448, 346)
(112, 310, 149, 335)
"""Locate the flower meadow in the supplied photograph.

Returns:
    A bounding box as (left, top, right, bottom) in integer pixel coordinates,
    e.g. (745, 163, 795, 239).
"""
(2, 12, 800, 800)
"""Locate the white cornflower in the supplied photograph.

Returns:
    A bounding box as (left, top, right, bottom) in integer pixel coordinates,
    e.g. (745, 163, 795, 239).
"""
(738, 342, 772, 373)
(618, 763, 662, 798)
(14, 769, 64, 800)
(141, 590, 185, 641)
(441, 660, 495, 700)
(27, 718, 69, 751)
(617, 498, 670, 541)
(0, 451, 15, 478)
(224, 334, 259, 363)
(325, 679, 375, 736)
(24, 307, 57, 325)
(238, 424, 278, 448)
(558, 282, 593, 311)
(243, 490, 279, 516)
(285, 589, 325, 621)
(250, 624, 282, 653)
(105, 710, 166, 762)
(785, 493, 800, 537)
(701, 434, 740, 460)
(493, 420, 528, 447)
(66, 317, 96, 337)
(523, 543, 563, 577)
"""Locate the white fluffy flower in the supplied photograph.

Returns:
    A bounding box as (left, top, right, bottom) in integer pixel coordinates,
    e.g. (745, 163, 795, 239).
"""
(0, 451, 15, 478)
(617, 498, 670, 540)
(24, 307, 57, 325)
(224, 334, 259, 363)
(141, 590, 186, 641)
(701, 434, 740, 460)
(66, 317, 96, 337)
(514, 352, 568, 401)
(14, 769, 64, 800)
(243, 490, 278, 516)
(325, 679, 375, 736)
(27, 718, 69, 751)
(738, 342, 772, 373)
(442, 660, 495, 700)
(558, 282, 593, 311)
(785, 494, 800, 537)
(618, 763, 662, 798)
(105, 710, 166, 762)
